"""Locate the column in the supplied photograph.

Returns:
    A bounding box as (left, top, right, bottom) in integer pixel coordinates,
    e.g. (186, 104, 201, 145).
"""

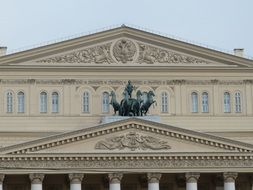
(108, 173, 123, 190)
(29, 173, 44, 190)
(69, 173, 84, 190)
(223, 172, 237, 190)
(185, 173, 200, 190)
(147, 173, 161, 190)
(0, 174, 4, 190)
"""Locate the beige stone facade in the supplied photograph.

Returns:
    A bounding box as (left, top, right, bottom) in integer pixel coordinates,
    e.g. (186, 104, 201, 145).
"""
(0, 26, 253, 190)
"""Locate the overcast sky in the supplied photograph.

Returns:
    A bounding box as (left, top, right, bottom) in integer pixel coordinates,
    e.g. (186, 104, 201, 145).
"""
(0, 0, 252, 58)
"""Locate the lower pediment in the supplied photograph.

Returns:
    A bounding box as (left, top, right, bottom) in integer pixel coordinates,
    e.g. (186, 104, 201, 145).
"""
(1, 118, 252, 155)
(33, 129, 233, 154)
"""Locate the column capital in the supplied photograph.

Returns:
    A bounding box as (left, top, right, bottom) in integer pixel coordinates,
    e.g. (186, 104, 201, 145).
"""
(185, 172, 200, 183)
(108, 173, 123, 184)
(147, 173, 161, 183)
(69, 173, 84, 184)
(29, 173, 44, 184)
(223, 172, 237, 183)
(0, 174, 4, 184)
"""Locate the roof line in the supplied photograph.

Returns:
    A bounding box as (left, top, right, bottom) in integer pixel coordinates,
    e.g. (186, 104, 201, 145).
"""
(5, 23, 253, 60)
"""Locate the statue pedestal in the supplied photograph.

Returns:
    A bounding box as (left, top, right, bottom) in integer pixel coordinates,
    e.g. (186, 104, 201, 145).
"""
(101, 115, 160, 124)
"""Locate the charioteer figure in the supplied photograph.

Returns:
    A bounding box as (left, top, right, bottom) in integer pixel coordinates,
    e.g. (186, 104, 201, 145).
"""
(125, 80, 134, 98)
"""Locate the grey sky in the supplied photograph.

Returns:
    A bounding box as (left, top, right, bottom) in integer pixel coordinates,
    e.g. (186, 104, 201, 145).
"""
(0, 0, 253, 57)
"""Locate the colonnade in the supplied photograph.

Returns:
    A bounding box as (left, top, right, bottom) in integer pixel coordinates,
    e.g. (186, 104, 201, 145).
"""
(0, 172, 238, 190)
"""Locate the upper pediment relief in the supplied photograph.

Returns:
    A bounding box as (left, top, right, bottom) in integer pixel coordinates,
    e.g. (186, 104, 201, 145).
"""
(1, 26, 252, 67)
(35, 38, 216, 66)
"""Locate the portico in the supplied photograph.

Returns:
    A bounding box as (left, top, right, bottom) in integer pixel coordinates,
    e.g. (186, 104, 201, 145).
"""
(0, 118, 252, 190)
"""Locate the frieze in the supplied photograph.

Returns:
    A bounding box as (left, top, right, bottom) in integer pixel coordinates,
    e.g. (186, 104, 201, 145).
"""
(0, 79, 251, 86)
(36, 39, 211, 65)
(1, 156, 253, 171)
(95, 132, 171, 151)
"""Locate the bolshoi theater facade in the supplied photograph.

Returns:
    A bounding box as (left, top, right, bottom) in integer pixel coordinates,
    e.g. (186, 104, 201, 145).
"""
(0, 26, 253, 190)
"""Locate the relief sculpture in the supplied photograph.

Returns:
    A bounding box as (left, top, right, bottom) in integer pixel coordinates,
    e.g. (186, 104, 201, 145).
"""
(37, 43, 114, 64)
(137, 43, 210, 64)
(112, 39, 137, 63)
(37, 39, 210, 65)
(95, 132, 171, 151)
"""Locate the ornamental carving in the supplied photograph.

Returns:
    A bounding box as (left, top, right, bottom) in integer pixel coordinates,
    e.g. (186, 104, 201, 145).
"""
(95, 132, 171, 151)
(37, 39, 211, 65)
(112, 39, 137, 63)
(38, 43, 114, 64)
(137, 43, 209, 64)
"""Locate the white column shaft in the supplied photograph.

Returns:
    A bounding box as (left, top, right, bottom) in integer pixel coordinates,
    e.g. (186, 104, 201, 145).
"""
(186, 182, 197, 190)
(110, 183, 120, 190)
(31, 184, 42, 190)
(148, 182, 159, 190)
(0, 184, 2, 190)
(70, 183, 82, 190)
(224, 182, 235, 190)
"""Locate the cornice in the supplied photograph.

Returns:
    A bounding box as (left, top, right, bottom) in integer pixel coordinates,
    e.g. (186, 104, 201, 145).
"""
(0, 118, 252, 154)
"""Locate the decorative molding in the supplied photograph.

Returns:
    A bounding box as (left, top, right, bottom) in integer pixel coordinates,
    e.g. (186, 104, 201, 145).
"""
(69, 173, 84, 184)
(29, 173, 44, 184)
(36, 39, 211, 65)
(108, 173, 123, 184)
(223, 172, 237, 183)
(95, 132, 171, 151)
(147, 173, 161, 183)
(185, 172, 200, 183)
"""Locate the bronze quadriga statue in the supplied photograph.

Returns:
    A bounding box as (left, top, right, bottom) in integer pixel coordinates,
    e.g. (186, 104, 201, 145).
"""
(110, 81, 156, 116)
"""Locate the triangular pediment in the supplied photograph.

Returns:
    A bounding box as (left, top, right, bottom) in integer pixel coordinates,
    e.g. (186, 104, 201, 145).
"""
(0, 26, 252, 68)
(1, 118, 253, 155)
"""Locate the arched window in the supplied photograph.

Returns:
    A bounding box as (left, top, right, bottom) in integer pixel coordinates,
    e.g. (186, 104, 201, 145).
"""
(102, 92, 109, 113)
(191, 92, 198, 113)
(224, 92, 231, 113)
(52, 92, 59, 113)
(40, 92, 47, 113)
(17, 91, 25, 113)
(202, 92, 209, 113)
(161, 92, 168, 113)
(83, 91, 89, 113)
(235, 92, 242, 113)
(6, 91, 13, 113)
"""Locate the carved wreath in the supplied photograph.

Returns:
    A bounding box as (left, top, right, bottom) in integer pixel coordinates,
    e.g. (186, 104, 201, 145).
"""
(95, 132, 171, 151)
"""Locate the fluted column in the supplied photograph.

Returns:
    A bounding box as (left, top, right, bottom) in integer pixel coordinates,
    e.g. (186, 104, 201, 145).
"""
(185, 173, 200, 190)
(108, 173, 123, 190)
(29, 174, 44, 190)
(0, 174, 4, 190)
(147, 173, 161, 190)
(223, 172, 237, 190)
(69, 173, 84, 190)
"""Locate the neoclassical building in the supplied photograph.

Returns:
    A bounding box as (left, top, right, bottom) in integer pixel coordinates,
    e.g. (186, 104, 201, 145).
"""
(0, 26, 253, 190)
